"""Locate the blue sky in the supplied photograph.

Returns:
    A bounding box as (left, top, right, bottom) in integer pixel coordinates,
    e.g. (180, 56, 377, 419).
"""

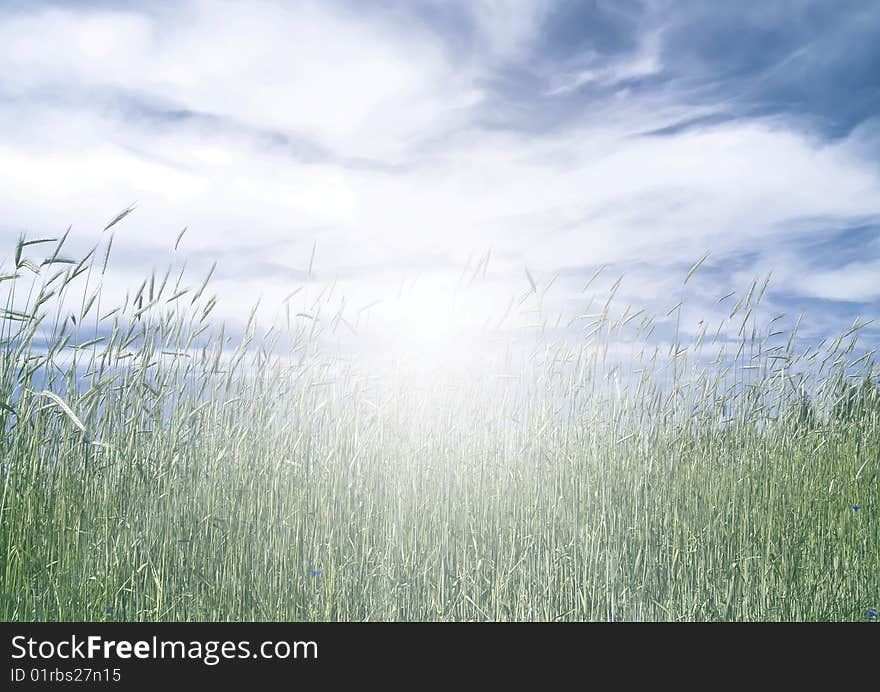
(1, 0, 879, 354)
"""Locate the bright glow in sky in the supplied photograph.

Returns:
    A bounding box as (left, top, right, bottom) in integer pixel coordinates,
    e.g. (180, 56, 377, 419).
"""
(350, 272, 520, 377)
(1, 0, 880, 358)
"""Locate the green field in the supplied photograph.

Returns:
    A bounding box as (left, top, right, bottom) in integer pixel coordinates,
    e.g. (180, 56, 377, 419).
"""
(2, 231, 878, 621)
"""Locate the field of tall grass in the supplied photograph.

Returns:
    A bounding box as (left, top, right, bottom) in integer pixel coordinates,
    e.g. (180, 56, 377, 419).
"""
(1, 227, 878, 621)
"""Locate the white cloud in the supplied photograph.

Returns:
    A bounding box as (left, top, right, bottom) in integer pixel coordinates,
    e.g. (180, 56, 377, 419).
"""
(792, 260, 880, 302)
(545, 30, 664, 95)
(1, 0, 879, 354)
(0, 1, 481, 161)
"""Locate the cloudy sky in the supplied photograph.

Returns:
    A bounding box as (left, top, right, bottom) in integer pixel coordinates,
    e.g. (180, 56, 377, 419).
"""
(2, 0, 879, 356)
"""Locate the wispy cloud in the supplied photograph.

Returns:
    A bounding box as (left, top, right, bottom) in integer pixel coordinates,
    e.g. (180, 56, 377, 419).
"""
(544, 29, 663, 95)
(0, 0, 878, 344)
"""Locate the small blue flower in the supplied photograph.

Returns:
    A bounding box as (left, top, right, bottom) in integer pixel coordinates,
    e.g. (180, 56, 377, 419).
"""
(868, 609, 878, 618)
(851, 504, 861, 511)
(308, 569, 321, 576)
(105, 607, 114, 616)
